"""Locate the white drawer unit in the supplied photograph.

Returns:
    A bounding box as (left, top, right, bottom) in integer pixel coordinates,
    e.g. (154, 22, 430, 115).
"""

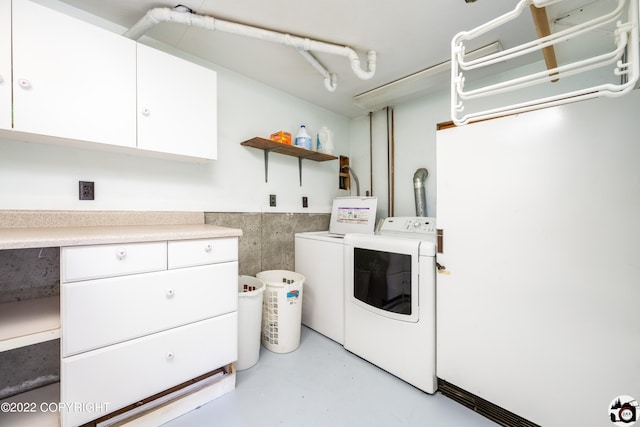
(61, 312, 238, 427)
(59, 236, 239, 427)
(61, 241, 167, 283)
(168, 237, 238, 269)
(61, 262, 238, 356)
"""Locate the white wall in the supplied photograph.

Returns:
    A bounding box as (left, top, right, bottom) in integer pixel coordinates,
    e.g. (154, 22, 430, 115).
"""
(213, 62, 351, 213)
(0, 1, 351, 214)
(4, 0, 628, 217)
(0, 66, 350, 213)
(347, 59, 623, 221)
(348, 91, 449, 221)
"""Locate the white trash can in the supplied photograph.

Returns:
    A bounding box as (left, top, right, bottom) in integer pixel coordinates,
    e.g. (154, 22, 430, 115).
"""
(257, 270, 305, 354)
(237, 275, 266, 370)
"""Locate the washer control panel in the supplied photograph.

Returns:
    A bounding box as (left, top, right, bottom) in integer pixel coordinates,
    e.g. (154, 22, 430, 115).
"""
(378, 217, 437, 235)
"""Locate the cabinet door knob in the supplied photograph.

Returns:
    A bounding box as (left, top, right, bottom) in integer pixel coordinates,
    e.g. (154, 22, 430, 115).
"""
(166, 351, 174, 360)
(141, 107, 150, 116)
(18, 78, 31, 89)
(116, 248, 127, 259)
(166, 289, 175, 297)
(205, 243, 213, 252)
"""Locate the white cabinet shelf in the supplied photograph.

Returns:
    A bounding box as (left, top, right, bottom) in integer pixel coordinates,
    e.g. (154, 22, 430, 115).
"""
(60, 237, 237, 426)
(0, 0, 10, 131)
(11, 0, 136, 147)
(137, 44, 217, 160)
(0, 296, 60, 353)
(0, 0, 217, 161)
(0, 227, 240, 426)
(0, 382, 59, 427)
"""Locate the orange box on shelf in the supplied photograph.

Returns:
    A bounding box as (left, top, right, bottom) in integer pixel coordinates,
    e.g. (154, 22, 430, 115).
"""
(270, 131, 292, 145)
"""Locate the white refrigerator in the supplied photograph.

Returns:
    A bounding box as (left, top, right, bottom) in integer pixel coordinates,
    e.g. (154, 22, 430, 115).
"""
(436, 91, 640, 427)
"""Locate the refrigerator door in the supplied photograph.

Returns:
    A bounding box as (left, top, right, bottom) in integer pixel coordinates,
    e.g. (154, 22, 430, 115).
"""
(436, 92, 640, 427)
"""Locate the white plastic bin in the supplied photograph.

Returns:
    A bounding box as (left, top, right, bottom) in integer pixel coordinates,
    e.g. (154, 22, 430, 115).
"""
(257, 270, 305, 353)
(237, 275, 266, 370)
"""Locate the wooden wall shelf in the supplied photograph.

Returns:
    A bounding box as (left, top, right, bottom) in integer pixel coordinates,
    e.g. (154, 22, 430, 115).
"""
(241, 137, 338, 185)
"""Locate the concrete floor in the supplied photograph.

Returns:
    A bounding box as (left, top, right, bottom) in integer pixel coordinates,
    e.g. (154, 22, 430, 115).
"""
(162, 326, 499, 427)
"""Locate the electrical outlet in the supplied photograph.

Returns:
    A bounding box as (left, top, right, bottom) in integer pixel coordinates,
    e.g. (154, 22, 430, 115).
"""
(79, 181, 94, 200)
(269, 194, 276, 207)
(302, 196, 308, 208)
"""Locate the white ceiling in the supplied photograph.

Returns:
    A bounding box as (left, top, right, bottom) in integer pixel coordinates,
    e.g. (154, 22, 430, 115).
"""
(55, 0, 587, 118)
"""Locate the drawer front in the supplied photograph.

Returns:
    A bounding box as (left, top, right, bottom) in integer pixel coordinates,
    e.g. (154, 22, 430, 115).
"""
(61, 313, 238, 427)
(168, 237, 238, 269)
(61, 242, 167, 283)
(62, 261, 238, 356)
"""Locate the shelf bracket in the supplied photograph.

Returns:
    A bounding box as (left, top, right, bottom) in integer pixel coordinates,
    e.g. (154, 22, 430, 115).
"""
(263, 148, 278, 182)
(298, 155, 314, 186)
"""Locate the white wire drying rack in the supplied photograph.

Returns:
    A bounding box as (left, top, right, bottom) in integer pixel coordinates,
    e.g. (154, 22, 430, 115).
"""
(451, 0, 639, 125)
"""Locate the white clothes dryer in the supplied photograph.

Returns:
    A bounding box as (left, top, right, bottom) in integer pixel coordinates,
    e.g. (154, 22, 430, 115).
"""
(344, 217, 437, 394)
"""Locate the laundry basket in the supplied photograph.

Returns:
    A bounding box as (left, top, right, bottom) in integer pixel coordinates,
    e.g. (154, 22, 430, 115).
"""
(257, 270, 305, 354)
(237, 276, 266, 370)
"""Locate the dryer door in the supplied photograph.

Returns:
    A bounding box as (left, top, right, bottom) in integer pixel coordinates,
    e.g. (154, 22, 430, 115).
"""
(344, 234, 420, 323)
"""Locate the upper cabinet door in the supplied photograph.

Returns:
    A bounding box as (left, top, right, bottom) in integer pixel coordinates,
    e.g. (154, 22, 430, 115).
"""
(12, 0, 136, 148)
(137, 44, 217, 160)
(0, 0, 11, 131)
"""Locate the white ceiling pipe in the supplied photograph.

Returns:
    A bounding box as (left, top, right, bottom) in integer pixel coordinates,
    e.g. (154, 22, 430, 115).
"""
(123, 6, 376, 91)
(296, 48, 338, 92)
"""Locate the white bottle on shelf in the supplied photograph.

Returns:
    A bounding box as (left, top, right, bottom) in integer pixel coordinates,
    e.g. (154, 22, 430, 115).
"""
(294, 125, 312, 150)
(316, 126, 334, 154)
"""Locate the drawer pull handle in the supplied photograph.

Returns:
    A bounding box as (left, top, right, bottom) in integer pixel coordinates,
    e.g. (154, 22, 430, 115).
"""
(166, 351, 174, 360)
(116, 248, 127, 259)
(205, 243, 213, 252)
(166, 289, 175, 297)
(18, 78, 31, 89)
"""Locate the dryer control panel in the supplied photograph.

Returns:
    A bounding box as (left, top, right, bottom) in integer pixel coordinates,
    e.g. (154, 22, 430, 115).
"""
(378, 217, 437, 235)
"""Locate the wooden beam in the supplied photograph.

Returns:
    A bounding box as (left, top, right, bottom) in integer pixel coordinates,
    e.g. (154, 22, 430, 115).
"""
(530, 5, 559, 82)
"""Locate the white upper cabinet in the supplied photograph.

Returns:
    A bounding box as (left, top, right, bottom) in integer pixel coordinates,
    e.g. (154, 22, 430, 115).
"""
(3, 0, 217, 160)
(11, 0, 136, 148)
(137, 44, 217, 160)
(0, 0, 10, 131)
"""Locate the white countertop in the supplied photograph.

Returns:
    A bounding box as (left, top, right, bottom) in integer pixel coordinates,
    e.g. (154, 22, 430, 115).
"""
(0, 224, 243, 250)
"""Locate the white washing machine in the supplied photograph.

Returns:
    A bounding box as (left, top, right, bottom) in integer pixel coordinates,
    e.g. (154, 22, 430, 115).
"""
(344, 217, 437, 394)
(295, 231, 345, 343)
(294, 197, 377, 344)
